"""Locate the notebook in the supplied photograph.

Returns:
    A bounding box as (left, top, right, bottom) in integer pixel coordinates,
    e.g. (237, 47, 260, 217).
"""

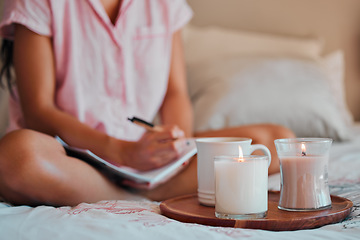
(56, 136, 197, 189)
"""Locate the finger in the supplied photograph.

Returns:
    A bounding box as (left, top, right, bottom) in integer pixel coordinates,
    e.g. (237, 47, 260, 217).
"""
(130, 143, 178, 171)
(154, 138, 186, 155)
(154, 151, 178, 166)
(153, 125, 185, 142)
(134, 139, 186, 171)
(150, 139, 188, 167)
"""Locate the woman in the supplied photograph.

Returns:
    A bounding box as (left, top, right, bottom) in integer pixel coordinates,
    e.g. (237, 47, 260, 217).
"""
(0, 0, 295, 206)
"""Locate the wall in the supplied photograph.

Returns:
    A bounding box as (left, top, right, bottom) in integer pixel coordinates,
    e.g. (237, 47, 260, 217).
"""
(0, 1, 359, 124)
(187, 0, 360, 121)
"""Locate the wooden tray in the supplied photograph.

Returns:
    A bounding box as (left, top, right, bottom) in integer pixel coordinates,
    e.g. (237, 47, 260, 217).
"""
(160, 191, 353, 231)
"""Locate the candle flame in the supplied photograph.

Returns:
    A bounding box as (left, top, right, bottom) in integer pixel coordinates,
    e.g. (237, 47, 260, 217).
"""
(238, 146, 244, 162)
(301, 143, 306, 156)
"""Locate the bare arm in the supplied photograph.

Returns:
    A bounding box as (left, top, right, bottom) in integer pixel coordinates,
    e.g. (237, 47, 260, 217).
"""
(13, 24, 183, 171)
(159, 30, 194, 137)
(13, 25, 116, 157)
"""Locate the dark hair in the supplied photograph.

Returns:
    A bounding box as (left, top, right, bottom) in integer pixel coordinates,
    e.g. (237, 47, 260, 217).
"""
(0, 39, 15, 95)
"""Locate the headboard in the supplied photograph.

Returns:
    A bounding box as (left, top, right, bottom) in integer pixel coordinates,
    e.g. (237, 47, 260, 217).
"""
(187, 0, 360, 121)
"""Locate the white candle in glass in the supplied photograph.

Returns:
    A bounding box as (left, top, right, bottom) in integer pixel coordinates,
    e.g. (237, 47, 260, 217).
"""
(214, 147, 269, 219)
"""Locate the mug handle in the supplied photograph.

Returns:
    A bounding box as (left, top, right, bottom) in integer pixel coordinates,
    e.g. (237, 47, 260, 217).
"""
(249, 144, 272, 167)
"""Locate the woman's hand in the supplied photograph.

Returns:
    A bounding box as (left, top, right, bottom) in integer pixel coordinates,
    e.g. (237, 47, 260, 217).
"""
(114, 125, 188, 171)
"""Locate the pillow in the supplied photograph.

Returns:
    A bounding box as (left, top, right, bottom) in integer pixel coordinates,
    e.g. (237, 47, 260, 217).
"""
(183, 25, 324, 65)
(187, 56, 352, 141)
(320, 50, 353, 126)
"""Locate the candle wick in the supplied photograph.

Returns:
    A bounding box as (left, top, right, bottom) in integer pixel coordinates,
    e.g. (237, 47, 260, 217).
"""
(302, 151, 306, 156)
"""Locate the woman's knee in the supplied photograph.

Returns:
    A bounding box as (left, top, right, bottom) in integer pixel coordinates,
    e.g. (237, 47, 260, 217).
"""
(266, 124, 296, 139)
(0, 129, 59, 190)
(0, 129, 52, 164)
(250, 124, 295, 145)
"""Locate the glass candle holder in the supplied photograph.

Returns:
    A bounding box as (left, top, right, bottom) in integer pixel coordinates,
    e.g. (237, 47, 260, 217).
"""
(214, 155, 269, 219)
(274, 138, 333, 211)
(196, 138, 271, 206)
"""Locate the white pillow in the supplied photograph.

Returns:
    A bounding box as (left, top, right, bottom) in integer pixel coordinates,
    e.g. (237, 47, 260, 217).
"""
(183, 25, 324, 65)
(320, 50, 353, 126)
(187, 56, 352, 141)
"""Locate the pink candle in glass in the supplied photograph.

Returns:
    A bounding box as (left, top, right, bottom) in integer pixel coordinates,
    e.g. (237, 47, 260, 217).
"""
(275, 139, 332, 211)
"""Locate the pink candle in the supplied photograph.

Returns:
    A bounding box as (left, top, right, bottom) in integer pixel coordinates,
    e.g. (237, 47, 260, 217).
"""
(279, 155, 331, 209)
(275, 138, 332, 211)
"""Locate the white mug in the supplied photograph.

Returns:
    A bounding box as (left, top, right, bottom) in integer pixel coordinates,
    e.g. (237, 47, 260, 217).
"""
(195, 137, 271, 206)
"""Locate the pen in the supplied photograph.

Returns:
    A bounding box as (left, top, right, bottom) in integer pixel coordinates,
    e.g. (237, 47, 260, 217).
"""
(127, 117, 156, 131)
(127, 116, 190, 145)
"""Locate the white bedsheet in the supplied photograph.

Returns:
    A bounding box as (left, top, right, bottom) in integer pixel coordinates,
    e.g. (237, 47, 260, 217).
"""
(1, 127, 360, 240)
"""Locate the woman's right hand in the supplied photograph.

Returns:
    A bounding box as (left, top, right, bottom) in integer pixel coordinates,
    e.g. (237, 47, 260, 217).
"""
(111, 125, 188, 171)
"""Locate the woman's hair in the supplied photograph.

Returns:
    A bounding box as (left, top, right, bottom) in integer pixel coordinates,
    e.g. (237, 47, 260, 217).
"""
(0, 39, 14, 94)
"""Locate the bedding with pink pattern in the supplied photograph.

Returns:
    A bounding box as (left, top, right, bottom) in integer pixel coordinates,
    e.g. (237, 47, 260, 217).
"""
(1, 125, 359, 240)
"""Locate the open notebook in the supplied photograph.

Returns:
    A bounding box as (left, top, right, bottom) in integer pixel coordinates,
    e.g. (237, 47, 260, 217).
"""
(56, 137, 197, 189)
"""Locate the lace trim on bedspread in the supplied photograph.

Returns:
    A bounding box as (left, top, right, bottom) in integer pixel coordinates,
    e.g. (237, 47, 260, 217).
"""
(330, 182, 360, 229)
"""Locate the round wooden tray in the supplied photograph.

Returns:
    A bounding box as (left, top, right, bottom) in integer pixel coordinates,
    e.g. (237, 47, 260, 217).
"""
(160, 191, 353, 231)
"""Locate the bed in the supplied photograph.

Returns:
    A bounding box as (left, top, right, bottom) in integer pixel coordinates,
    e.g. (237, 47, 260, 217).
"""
(0, 130, 359, 239)
(1, 0, 360, 239)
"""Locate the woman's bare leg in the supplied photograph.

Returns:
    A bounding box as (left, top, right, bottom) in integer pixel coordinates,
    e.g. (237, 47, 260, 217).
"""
(146, 124, 296, 201)
(0, 129, 134, 206)
(0, 125, 296, 204)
